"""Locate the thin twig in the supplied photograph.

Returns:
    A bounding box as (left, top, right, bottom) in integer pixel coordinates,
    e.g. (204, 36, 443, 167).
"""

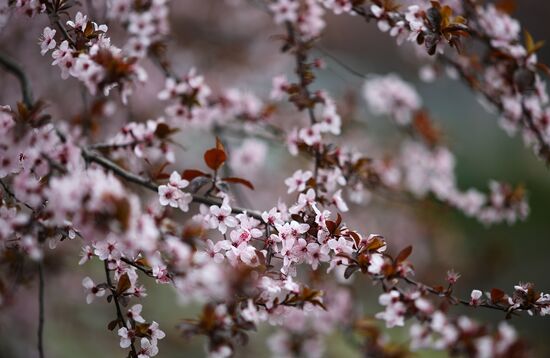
(104, 260, 138, 357)
(0, 178, 34, 210)
(37, 262, 45, 358)
(401, 276, 516, 314)
(0, 52, 34, 108)
(285, 22, 322, 197)
(80, 148, 263, 219)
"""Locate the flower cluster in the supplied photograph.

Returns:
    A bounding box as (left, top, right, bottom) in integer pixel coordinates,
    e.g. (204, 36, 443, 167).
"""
(41, 11, 147, 102)
(269, 0, 326, 40)
(363, 74, 422, 125)
(360, 74, 529, 225)
(108, 0, 170, 58)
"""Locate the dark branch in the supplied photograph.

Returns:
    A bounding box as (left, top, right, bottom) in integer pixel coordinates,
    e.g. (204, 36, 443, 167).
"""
(81, 148, 263, 219)
(104, 260, 138, 357)
(0, 52, 34, 108)
(37, 262, 45, 358)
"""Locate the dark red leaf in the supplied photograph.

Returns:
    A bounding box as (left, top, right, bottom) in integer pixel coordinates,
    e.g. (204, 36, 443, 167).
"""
(491, 288, 506, 303)
(182, 169, 209, 181)
(116, 273, 131, 295)
(395, 245, 413, 264)
(344, 265, 359, 279)
(222, 177, 255, 190)
(108, 319, 119, 331)
(215, 136, 225, 152)
(204, 148, 227, 171)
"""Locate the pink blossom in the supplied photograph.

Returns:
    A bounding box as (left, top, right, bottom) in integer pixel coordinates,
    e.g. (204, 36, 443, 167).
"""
(269, 0, 299, 24)
(209, 202, 238, 234)
(284, 169, 312, 194)
(38, 27, 56, 56)
(82, 277, 105, 304)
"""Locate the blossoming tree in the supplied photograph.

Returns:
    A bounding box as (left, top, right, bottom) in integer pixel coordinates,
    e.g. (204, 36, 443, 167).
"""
(0, 0, 549, 357)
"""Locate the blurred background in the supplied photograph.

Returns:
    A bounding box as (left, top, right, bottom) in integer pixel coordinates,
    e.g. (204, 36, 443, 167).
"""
(1, 0, 549, 357)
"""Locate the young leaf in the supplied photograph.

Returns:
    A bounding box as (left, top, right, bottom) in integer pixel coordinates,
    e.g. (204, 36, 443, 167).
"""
(116, 273, 131, 295)
(204, 148, 227, 171)
(395, 245, 413, 264)
(182, 169, 209, 181)
(222, 177, 255, 190)
(215, 136, 225, 152)
(344, 265, 360, 279)
(491, 288, 506, 303)
(107, 319, 119, 331)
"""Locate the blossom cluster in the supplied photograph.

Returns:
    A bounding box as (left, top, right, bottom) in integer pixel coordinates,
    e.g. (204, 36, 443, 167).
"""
(361, 74, 529, 225)
(108, 0, 170, 58)
(40, 11, 147, 102)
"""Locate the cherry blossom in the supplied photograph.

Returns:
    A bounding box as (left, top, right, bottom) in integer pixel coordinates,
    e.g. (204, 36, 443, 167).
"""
(38, 26, 56, 55)
(208, 201, 238, 234)
(284, 169, 313, 194)
(363, 74, 421, 125)
(82, 277, 106, 304)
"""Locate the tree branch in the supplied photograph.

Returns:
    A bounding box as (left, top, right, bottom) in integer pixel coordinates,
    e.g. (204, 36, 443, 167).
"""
(0, 52, 34, 108)
(80, 148, 263, 219)
(37, 262, 45, 358)
(104, 260, 138, 357)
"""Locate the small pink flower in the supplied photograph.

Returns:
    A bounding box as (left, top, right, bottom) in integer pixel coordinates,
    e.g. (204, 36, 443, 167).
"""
(209, 202, 238, 234)
(137, 338, 159, 358)
(285, 170, 312, 194)
(39, 27, 56, 56)
(82, 277, 105, 304)
(269, 0, 299, 24)
(127, 304, 145, 323)
(79, 245, 94, 265)
(470, 289, 483, 306)
(118, 326, 136, 348)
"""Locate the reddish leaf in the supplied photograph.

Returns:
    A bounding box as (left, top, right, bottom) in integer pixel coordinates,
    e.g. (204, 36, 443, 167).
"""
(156, 173, 171, 180)
(135, 323, 151, 337)
(326, 220, 337, 235)
(335, 213, 342, 227)
(344, 265, 359, 279)
(491, 288, 506, 303)
(222, 177, 255, 190)
(107, 319, 119, 331)
(215, 136, 225, 152)
(348, 231, 361, 247)
(495, 0, 516, 14)
(365, 236, 385, 252)
(116, 273, 131, 295)
(154, 122, 179, 139)
(182, 169, 209, 181)
(395, 245, 413, 264)
(135, 257, 150, 268)
(153, 161, 170, 180)
(204, 148, 227, 171)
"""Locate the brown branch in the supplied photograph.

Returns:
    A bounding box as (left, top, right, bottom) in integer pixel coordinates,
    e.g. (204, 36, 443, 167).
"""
(120, 257, 154, 277)
(0, 52, 34, 108)
(104, 260, 138, 357)
(80, 148, 263, 219)
(400, 276, 519, 315)
(37, 262, 45, 358)
(284, 22, 322, 197)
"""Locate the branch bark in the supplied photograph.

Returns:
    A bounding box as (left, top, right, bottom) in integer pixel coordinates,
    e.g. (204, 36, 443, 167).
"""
(0, 52, 34, 108)
(81, 148, 263, 219)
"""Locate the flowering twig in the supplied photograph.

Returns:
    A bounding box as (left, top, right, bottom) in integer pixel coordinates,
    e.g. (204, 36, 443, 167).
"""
(104, 260, 138, 357)
(81, 147, 263, 219)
